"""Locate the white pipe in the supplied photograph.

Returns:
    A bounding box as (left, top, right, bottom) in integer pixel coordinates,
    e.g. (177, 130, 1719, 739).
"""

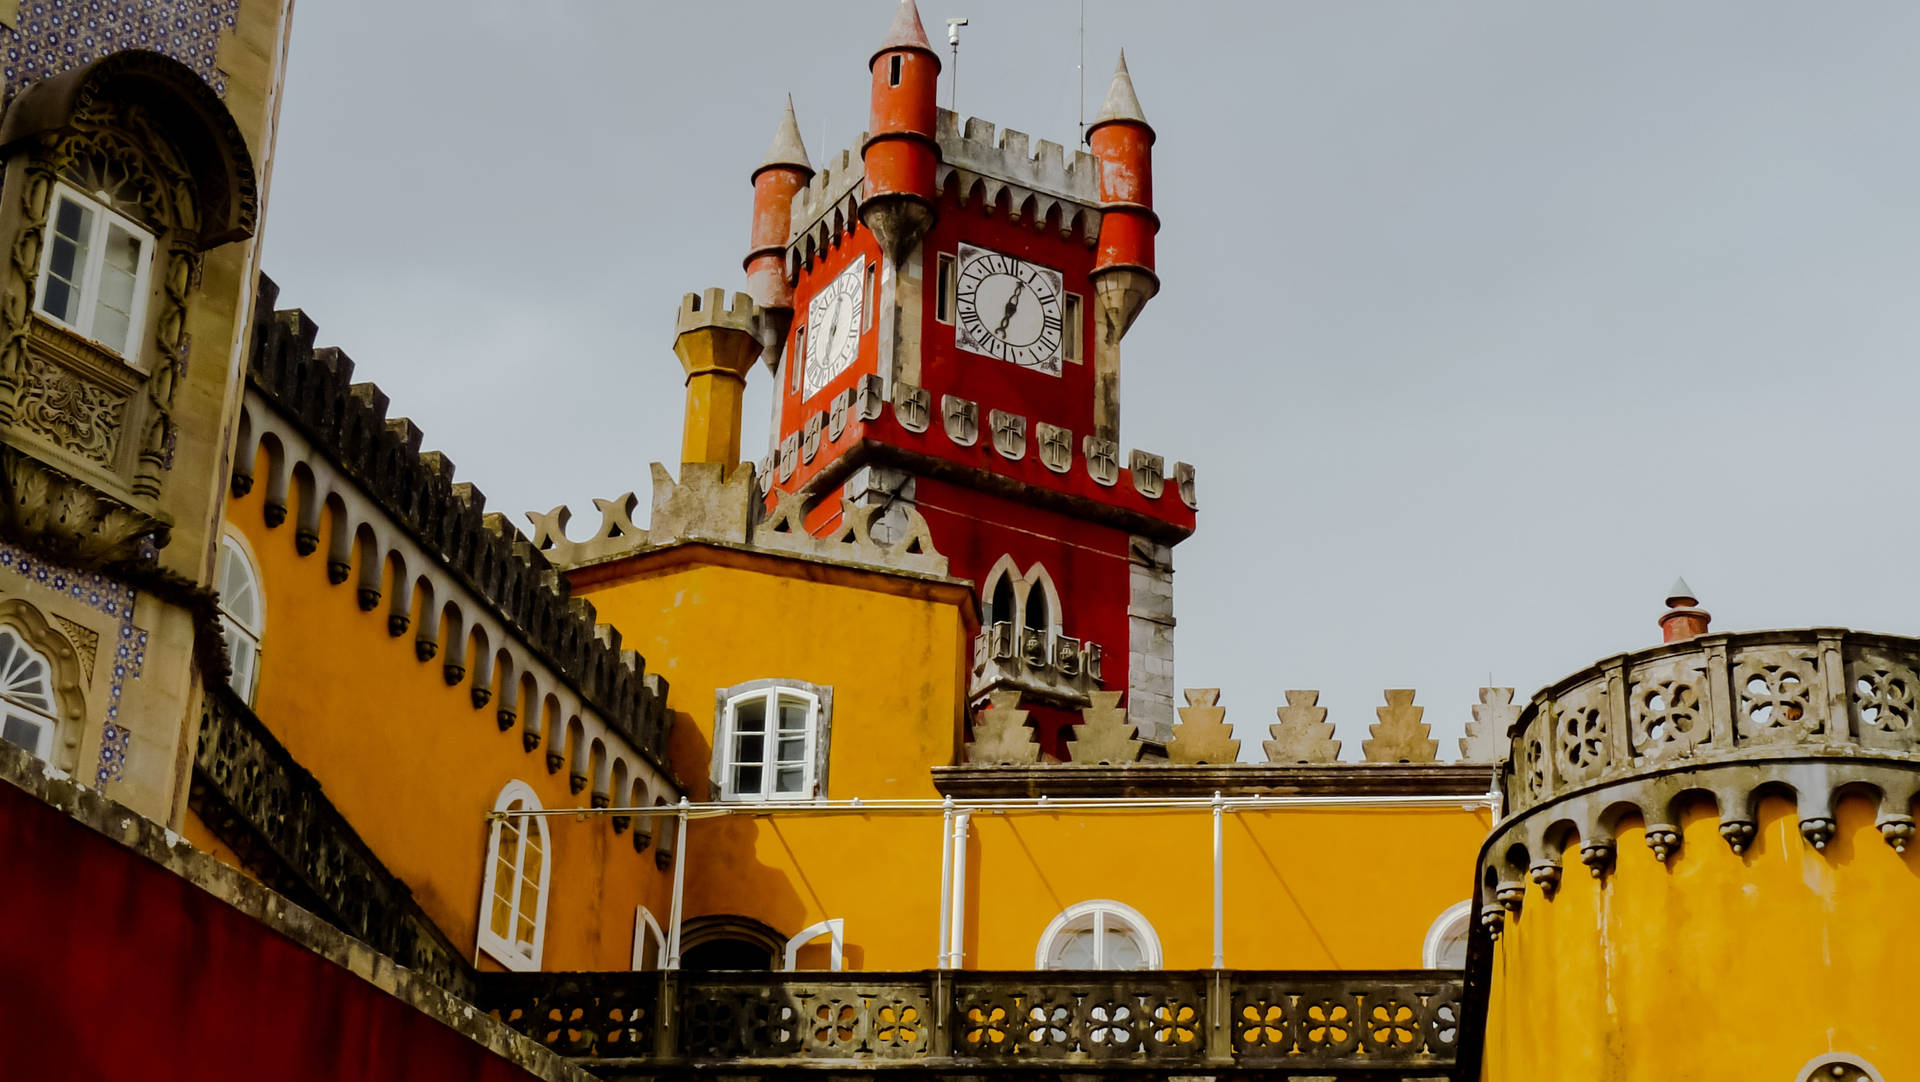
(936, 795, 955, 968)
(501, 792, 1495, 819)
(664, 796, 690, 970)
(1211, 790, 1225, 969)
(946, 810, 971, 968)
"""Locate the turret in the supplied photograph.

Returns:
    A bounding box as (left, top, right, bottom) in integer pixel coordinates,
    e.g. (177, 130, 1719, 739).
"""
(1086, 51, 1159, 346)
(673, 289, 763, 468)
(745, 96, 813, 369)
(1658, 577, 1711, 643)
(860, 0, 941, 261)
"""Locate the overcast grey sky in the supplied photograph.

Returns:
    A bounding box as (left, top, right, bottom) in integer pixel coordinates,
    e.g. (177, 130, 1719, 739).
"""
(261, 1, 1920, 754)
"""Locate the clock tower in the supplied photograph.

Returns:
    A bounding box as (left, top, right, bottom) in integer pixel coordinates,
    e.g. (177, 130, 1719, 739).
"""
(746, 0, 1196, 755)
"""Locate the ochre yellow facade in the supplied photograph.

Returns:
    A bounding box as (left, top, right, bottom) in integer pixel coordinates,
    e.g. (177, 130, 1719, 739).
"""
(1484, 795, 1920, 1079)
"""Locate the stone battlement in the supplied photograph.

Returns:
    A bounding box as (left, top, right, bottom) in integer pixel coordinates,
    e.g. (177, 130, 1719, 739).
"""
(675, 288, 759, 338)
(239, 276, 670, 763)
(936, 110, 1099, 207)
(527, 461, 951, 579)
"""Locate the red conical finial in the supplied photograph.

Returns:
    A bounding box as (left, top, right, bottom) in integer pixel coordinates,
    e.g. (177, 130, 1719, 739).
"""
(744, 95, 813, 369)
(861, 0, 941, 262)
(1659, 577, 1711, 643)
(1087, 51, 1160, 367)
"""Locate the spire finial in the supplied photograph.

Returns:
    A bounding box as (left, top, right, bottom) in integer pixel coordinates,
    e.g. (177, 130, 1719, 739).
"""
(873, 0, 936, 64)
(1665, 576, 1696, 607)
(1659, 577, 1710, 643)
(758, 94, 812, 174)
(1093, 49, 1148, 127)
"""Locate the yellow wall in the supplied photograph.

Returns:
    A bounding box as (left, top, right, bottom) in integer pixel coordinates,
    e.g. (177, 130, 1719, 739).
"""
(575, 546, 1488, 971)
(222, 468, 671, 972)
(1483, 794, 1920, 1079)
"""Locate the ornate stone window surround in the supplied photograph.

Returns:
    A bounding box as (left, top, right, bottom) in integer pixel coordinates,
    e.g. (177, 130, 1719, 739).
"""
(0, 597, 85, 773)
(476, 779, 551, 972)
(1035, 898, 1163, 970)
(711, 677, 834, 802)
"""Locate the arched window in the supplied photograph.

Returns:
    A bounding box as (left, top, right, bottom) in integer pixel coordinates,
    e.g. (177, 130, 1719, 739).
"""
(987, 573, 1017, 627)
(1423, 901, 1473, 969)
(1023, 580, 1050, 633)
(679, 914, 785, 971)
(476, 781, 551, 971)
(1037, 900, 1162, 971)
(0, 630, 60, 760)
(216, 533, 263, 704)
(1797, 1054, 1882, 1082)
(714, 680, 832, 801)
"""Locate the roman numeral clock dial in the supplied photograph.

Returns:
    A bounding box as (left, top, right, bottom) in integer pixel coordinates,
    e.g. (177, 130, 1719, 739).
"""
(804, 257, 866, 399)
(953, 243, 1065, 376)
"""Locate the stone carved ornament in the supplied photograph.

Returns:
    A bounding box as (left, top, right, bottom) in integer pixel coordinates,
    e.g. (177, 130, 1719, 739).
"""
(1363, 689, 1439, 763)
(967, 689, 1039, 765)
(1068, 690, 1143, 765)
(1037, 422, 1072, 473)
(1264, 689, 1340, 763)
(988, 409, 1026, 461)
(941, 394, 978, 447)
(1168, 688, 1239, 764)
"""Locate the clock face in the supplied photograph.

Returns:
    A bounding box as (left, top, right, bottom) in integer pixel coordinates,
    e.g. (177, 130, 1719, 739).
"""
(953, 243, 1065, 376)
(804, 258, 865, 399)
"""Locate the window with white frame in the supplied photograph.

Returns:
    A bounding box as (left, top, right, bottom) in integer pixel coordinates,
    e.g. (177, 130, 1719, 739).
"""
(216, 534, 263, 705)
(0, 629, 60, 760)
(35, 183, 154, 367)
(631, 906, 666, 971)
(714, 680, 831, 801)
(477, 781, 552, 971)
(1037, 900, 1162, 971)
(1423, 901, 1472, 969)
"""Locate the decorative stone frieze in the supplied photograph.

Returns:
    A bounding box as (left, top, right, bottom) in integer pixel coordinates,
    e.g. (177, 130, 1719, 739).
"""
(1083, 435, 1119, 486)
(970, 621, 1102, 707)
(827, 389, 850, 441)
(1129, 450, 1164, 499)
(941, 394, 978, 447)
(893, 383, 930, 433)
(854, 373, 885, 420)
(1037, 422, 1072, 473)
(988, 408, 1026, 460)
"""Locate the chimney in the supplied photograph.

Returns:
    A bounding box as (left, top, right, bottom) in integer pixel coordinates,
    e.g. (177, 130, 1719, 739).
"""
(673, 289, 762, 469)
(1659, 577, 1711, 643)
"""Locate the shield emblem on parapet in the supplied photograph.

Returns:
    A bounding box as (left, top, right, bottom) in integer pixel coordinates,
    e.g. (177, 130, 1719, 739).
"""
(856, 374, 885, 420)
(778, 433, 799, 481)
(1130, 450, 1165, 498)
(989, 409, 1027, 461)
(1083, 435, 1118, 486)
(827, 390, 850, 441)
(1037, 423, 1072, 473)
(802, 412, 823, 463)
(942, 395, 979, 447)
(894, 385, 930, 433)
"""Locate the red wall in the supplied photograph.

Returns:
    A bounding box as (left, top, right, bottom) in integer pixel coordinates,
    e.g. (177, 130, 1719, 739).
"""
(0, 780, 542, 1082)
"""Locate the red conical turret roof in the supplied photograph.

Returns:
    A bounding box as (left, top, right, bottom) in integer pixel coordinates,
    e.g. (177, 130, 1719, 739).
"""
(872, 0, 939, 68)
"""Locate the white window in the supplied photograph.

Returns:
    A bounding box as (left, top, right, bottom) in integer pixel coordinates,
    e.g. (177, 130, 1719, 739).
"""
(717, 683, 825, 801)
(783, 917, 845, 971)
(631, 906, 666, 971)
(35, 183, 154, 367)
(477, 780, 551, 971)
(216, 534, 263, 705)
(1037, 900, 1162, 971)
(1423, 901, 1473, 968)
(1064, 292, 1083, 362)
(0, 629, 60, 760)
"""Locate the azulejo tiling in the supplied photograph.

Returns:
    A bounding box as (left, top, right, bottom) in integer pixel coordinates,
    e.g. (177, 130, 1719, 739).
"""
(0, 541, 146, 786)
(1, 0, 242, 102)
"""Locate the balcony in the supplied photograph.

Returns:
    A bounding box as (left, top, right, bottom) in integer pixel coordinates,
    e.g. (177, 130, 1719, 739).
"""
(475, 968, 1463, 1078)
(971, 621, 1103, 707)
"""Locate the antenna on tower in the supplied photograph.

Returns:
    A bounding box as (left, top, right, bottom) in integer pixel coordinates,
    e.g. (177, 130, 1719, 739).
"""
(947, 17, 968, 113)
(1077, 0, 1086, 144)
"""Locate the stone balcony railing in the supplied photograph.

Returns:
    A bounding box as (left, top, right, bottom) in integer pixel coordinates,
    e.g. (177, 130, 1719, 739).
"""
(475, 969, 1462, 1078)
(970, 622, 1103, 707)
(1484, 628, 1920, 911)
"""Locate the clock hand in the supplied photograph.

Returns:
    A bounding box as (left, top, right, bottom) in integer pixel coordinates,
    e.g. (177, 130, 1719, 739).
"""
(994, 287, 1023, 340)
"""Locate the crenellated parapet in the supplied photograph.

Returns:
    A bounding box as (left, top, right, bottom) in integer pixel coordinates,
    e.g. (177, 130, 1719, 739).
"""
(233, 276, 675, 797)
(526, 460, 949, 579)
(1478, 627, 1920, 933)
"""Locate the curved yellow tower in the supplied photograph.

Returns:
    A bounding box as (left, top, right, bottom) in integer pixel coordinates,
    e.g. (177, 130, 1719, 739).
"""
(1470, 618, 1920, 1080)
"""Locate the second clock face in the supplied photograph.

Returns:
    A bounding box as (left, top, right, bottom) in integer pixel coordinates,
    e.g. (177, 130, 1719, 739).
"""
(953, 243, 1064, 376)
(804, 257, 865, 399)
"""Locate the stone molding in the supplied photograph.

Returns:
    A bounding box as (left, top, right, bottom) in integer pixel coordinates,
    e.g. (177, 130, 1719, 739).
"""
(932, 762, 1497, 800)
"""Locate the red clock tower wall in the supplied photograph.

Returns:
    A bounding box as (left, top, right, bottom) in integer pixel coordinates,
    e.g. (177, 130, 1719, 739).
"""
(748, 1, 1192, 755)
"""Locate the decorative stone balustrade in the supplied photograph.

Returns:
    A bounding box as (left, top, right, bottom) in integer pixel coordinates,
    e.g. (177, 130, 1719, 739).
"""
(476, 969, 1462, 1078)
(1483, 628, 1920, 922)
(970, 622, 1103, 707)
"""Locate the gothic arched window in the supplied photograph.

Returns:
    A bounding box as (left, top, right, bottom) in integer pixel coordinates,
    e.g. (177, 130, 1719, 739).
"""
(477, 780, 551, 971)
(0, 630, 60, 760)
(217, 533, 263, 704)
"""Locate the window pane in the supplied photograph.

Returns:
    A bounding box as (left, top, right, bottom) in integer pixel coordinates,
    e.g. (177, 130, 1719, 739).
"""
(776, 695, 808, 732)
(40, 274, 73, 323)
(776, 735, 806, 761)
(734, 697, 766, 733)
(1053, 929, 1098, 969)
(93, 225, 141, 353)
(733, 732, 763, 763)
(1102, 928, 1147, 970)
(732, 764, 763, 794)
(2, 712, 47, 757)
(774, 765, 806, 794)
(41, 199, 90, 324)
(1436, 929, 1468, 969)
